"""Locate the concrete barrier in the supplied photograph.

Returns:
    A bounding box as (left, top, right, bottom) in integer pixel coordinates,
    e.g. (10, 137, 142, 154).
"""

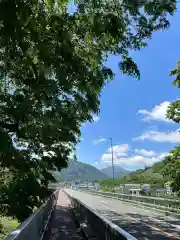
(64, 190, 137, 240)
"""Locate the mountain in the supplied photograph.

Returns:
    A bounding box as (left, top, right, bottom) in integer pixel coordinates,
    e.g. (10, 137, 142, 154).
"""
(53, 160, 108, 181)
(100, 166, 130, 178)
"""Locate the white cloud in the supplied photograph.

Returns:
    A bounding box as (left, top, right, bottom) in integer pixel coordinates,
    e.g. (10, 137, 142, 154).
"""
(107, 144, 129, 157)
(134, 149, 156, 157)
(102, 153, 113, 161)
(101, 152, 169, 168)
(101, 144, 129, 163)
(93, 138, 106, 144)
(100, 142, 170, 169)
(138, 101, 173, 123)
(135, 130, 180, 143)
(93, 115, 100, 122)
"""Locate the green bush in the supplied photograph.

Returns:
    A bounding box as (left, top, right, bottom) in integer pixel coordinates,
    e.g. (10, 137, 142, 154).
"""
(101, 186, 115, 193)
(0, 217, 19, 239)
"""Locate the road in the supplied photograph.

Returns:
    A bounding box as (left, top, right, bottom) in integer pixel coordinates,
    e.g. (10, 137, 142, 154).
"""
(65, 189, 180, 240)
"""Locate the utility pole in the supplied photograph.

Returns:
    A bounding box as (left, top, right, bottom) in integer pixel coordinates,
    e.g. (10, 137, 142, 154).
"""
(109, 138, 115, 180)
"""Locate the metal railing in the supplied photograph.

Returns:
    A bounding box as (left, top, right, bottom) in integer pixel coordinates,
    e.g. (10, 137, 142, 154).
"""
(64, 190, 137, 240)
(6, 190, 59, 240)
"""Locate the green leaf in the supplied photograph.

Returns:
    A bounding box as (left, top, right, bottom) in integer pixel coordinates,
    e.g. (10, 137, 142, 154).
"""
(0, 0, 177, 221)
(119, 56, 140, 80)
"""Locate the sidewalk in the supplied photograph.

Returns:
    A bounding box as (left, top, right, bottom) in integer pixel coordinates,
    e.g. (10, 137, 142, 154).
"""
(48, 190, 84, 240)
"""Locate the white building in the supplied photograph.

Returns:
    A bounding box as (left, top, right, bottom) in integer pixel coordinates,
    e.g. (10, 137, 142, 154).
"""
(164, 181, 173, 195)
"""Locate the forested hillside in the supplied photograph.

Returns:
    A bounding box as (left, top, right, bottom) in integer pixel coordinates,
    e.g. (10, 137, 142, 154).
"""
(53, 159, 108, 181)
(100, 166, 130, 178)
(100, 160, 170, 189)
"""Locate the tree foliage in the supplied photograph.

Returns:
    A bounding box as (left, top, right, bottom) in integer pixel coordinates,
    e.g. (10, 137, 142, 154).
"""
(162, 147, 180, 195)
(167, 100, 180, 123)
(0, 0, 177, 221)
(100, 175, 166, 190)
(167, 61, 180, 123)
(165, 42, 180, 195)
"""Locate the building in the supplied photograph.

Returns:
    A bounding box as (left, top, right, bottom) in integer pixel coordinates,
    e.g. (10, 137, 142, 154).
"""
(114, 185, 124, 193)
(164, 181, 173, 195)
(128, 188, 141, 196)
(124, 184, 141, 194)
(155, 188, 166, 197)
(95, 182, 100, 191)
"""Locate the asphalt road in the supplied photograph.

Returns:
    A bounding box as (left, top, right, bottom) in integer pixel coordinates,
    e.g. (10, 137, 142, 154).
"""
(65, 189, 180, 240)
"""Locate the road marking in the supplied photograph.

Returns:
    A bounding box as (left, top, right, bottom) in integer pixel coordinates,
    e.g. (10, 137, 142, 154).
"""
(131, 203, 162, 215)
(148, 216, 180, 230)
(101, 198, 162, 217)
(100, 203, 180, 240)
(100, 201, 109, 204)
(101, 203, 116, 212)
(101, 199, 180, 229)
(109, 198, 180, 224)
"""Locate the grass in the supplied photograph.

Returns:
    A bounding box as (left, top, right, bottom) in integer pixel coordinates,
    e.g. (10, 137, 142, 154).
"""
(0, 216, 19, 239)
(101, 186, 115, 192)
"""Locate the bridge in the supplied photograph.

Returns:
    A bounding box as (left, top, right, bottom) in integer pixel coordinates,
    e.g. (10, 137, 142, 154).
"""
(6, 187, 180, 240)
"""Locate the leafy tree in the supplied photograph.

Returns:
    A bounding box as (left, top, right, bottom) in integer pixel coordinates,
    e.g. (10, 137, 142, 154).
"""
(164, 45, 180, 195)
(167, 99, 180, 123)
(163, 147, 180, 195)
(0, 0, 177, 221)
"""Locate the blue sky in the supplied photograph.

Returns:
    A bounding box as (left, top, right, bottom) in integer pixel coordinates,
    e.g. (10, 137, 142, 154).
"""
(76, 9, 180, 171)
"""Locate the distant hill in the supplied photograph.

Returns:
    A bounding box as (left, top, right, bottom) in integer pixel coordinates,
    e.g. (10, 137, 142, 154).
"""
(100, 161, 169, 189)
(100, 166, 130, 178)
(122, 160, 169, 188)
(127, 161, 165, 179)
(53, 160, 108, 181)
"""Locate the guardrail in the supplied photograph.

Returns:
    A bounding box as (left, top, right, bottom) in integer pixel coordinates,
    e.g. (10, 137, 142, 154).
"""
(80, 189, 180, 216)
(64, 189, 137, 240)
(6, 190, 59, 240)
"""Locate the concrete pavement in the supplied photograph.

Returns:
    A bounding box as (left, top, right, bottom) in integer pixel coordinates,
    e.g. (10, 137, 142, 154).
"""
(48, 190, 84, 240)
(65, 189, 180, 240)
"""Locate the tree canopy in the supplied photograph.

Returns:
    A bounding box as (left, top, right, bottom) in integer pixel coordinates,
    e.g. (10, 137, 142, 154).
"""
(163, 145, 180, 195)
(164, 45, 180, 195)
(0, 0, 177, 221)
